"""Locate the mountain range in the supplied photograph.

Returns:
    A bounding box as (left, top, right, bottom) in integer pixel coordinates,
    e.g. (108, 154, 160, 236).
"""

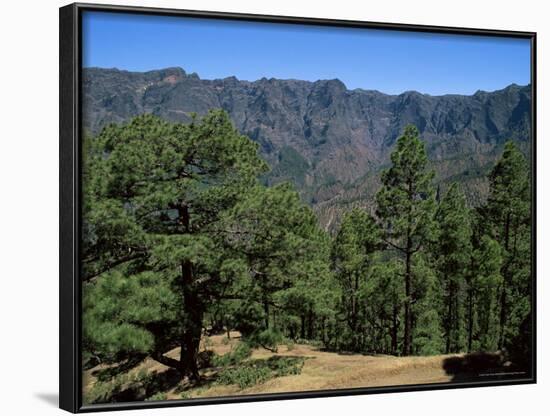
(82, 67, 532, 230)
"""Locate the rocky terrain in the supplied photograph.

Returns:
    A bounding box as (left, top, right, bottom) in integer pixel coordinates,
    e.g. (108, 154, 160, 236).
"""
(82, 67, 531, 230)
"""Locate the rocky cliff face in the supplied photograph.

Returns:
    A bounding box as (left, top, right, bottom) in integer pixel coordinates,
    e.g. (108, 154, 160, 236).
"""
(83, 67, 531, 230)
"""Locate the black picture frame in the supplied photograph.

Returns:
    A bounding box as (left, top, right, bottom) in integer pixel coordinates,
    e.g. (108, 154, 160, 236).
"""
(59, 3, 537, 413)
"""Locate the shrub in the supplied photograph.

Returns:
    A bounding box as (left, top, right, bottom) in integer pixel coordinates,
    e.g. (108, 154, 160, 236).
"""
(215, 356, 305, 389)
(267, 356, 304, 376)
(294, 338, 323, 348)
(85, 373, 131, 403)
(145, 392, 167, 401)
(245, 329, 284, 352)
(216, 365, 271, 389)
(85, 369, 158, 404)
(213, 342, 252, 366)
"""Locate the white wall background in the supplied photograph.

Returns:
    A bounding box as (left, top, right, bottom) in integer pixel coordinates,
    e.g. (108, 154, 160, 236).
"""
(0, 0, 547, 414)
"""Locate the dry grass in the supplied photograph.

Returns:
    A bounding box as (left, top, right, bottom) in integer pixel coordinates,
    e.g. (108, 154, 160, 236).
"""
(83, 332, 465, 402)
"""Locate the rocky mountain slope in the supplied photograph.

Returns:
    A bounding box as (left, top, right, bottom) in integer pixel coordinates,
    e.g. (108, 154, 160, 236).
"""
(82, 67, 531, 230)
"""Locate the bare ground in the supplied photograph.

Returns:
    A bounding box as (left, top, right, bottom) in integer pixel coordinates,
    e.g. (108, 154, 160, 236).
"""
(83, 332, 506, 402)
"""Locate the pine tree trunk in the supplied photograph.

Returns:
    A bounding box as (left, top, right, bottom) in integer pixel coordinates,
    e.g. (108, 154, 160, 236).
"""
(179, 259, 202, 381)
(403, 244, 413, 356)
(263, 298, 270, 330)
(307, 310, 314, 339)
(445, 279, 455, 354)
(498, 213, 511, 350)
(498, 286, 507, 350)
(177, 203, 202, 381)
(402, 174, 414, 357)
(391, 304, 399, 356)
(467, 285, 474, 353)
(466, 258, 474, 353)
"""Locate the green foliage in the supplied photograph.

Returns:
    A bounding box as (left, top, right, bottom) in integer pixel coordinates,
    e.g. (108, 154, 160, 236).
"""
(331, 209, 383, 351)
(145, 392, 167, 402)
(362, 259, 404, 354)
(470, 235, 503, 351)
(265, 356, 305, 376)
(376, 125, 437, 249)
(82, 110, 270, 375)
(484, 141, 531, 351)
(333, 209, 381, 275)
(412, 255, 444, 355)
(85, 369, 151, 404)
(435, 183, 472, 353)
(267, 145, 311, 187)
(216, 365, 272, 389)
(82, 110, 332, 379)
(85, 374, 126, 404)
(216, 357, 305, 389)
(245, 329, 284, 352)
(223, 182, 334, 343)
(213, 342, 252, 367)
(376, 125, 438, 356)
(82, 114, 532, 402)
(83, 270, 177, 362)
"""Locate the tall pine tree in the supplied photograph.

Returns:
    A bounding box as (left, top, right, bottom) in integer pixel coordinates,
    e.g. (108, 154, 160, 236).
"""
(376, 125, 437, 356)
(484, 141, 531, 350)
(435, 183, 472, 353)
(332, 209, 381, 351)
(83, 111, 271, 379)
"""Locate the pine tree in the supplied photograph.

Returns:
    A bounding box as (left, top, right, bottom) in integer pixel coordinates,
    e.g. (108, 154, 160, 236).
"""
(376, 125, 437, 356)
(332, 208, 381, 351)
(484, 141, 530, 350)
(435, 183, 472, 353)
(364, 259, 404, 354)
(81, 111, 533, 396)
(412, 254, 444, 355)
(219, 182, 332, 349)
(83, 110, 268, 379)
(469, 235, 503, 351)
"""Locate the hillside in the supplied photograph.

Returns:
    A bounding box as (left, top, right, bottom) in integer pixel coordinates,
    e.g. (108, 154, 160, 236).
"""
(83, 332, 519, 403)
(82, 67, 531, 229)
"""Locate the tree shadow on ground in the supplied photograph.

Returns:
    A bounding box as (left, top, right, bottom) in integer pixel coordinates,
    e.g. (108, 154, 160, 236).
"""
(161, 355, 307, 397)
(88, 353, 221, 404)
(443, 352, 528, 383)
(176, 373, 218, 396)
(92, 355, 147, 382)
(333, 350, 384, 356)
(254, 355, 311, 369)
(107, 368, 183, 402)
(88, 354, 308, 403)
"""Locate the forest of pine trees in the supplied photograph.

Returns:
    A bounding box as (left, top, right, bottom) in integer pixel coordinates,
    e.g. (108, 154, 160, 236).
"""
(82, 110, 532, 385)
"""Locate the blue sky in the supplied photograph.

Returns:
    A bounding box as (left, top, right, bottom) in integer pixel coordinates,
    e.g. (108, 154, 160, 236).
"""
(82, 11, 531, 96)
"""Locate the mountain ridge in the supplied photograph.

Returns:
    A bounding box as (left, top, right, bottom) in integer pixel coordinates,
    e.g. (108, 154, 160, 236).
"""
(82, 66, 531, 230)
(83, 66, 528, 98)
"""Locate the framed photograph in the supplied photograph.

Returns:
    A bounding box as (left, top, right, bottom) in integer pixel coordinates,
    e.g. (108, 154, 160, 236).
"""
(60, 3, 536, 412)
